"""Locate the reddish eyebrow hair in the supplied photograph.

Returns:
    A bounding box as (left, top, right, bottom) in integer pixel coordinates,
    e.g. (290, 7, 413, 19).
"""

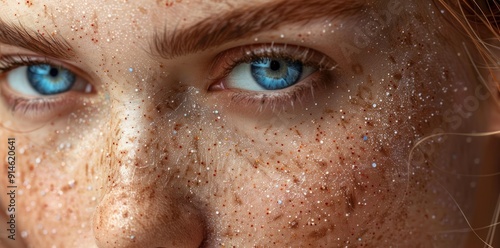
(151, 0, 366, 59)
(0, 18, 75, 59)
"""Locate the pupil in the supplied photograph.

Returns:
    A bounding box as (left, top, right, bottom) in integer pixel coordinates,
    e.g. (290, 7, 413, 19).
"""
(270, 60, 281, 71)
(49, 68, 59, 77)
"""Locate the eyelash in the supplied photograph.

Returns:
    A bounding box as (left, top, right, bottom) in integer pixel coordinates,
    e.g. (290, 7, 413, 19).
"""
(0, 55, 53, 71)
(210, 44, 337, 112)
(0, 55, 87, 119)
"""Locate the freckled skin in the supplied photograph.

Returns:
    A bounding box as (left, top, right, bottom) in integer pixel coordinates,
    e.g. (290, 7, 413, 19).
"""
(0, 0, 497, 247)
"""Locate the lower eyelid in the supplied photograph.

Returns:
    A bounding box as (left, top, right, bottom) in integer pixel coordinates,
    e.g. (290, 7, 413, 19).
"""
(212, 70, 332, 115)
(0, 81, 89, 122)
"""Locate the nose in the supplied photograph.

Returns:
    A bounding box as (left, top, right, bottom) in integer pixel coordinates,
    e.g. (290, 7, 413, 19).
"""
(91, 101, 205, 248)
(93, 178, 205, 247)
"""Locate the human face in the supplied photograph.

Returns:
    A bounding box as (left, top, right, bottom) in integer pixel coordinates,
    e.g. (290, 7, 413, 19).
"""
(0, 0, 496, 247)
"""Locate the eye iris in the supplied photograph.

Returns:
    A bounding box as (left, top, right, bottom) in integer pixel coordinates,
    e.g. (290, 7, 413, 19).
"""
(250, 58, 303, 90)
(27, 64, 76, 95)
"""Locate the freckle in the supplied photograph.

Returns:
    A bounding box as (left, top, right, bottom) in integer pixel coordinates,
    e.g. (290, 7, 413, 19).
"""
(388, 55, 396, 64)
(393, 73, 402, 80)
(352, 64, 364, 74)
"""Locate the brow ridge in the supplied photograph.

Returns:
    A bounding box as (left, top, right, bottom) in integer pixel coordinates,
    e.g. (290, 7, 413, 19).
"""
(0, 18, 74, 59)
(151, 0, 365, 59)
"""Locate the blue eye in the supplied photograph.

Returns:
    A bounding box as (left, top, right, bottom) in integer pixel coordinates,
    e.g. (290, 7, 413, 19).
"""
(5, 63, 90, 97)
(250, 58, 303, 90)
(27, 64, 76, 95)
(227, 57, 315, 91)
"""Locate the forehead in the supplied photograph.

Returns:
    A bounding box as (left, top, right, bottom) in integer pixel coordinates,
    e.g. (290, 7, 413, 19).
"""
(0, 0, 365, 30)
(0, 0, 370, 68)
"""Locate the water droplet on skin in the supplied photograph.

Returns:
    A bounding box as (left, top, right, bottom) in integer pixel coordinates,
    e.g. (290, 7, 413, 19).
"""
(372, 163, 377, 168)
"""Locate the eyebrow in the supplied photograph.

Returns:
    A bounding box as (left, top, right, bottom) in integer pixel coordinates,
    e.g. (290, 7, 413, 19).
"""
(0, 18, 75, 59)
(151, 0, 366, 59)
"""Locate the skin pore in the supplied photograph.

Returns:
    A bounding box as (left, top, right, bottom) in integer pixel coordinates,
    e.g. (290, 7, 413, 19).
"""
(0, 0, 499, 247)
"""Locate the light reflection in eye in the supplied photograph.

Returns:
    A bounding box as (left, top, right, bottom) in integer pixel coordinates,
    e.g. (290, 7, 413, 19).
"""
(25, 64, 76, 95)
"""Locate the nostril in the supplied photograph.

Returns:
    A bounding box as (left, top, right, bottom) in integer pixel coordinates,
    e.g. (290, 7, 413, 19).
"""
(93, 184, 206, 248)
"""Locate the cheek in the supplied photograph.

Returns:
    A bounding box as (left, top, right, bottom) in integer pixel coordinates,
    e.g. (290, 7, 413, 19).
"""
(203, 23, 486, 244)
(199, 102, 409, 246)
(0, 131, 100, 245)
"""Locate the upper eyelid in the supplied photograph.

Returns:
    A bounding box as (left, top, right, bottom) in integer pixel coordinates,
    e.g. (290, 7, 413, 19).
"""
(209, 44, 338, 80)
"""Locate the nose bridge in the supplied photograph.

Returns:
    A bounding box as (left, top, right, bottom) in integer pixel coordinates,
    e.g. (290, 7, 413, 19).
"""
(104, 84, 193, 169)
(112, 99, 152, 160)
(92, 98, 205, 247)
